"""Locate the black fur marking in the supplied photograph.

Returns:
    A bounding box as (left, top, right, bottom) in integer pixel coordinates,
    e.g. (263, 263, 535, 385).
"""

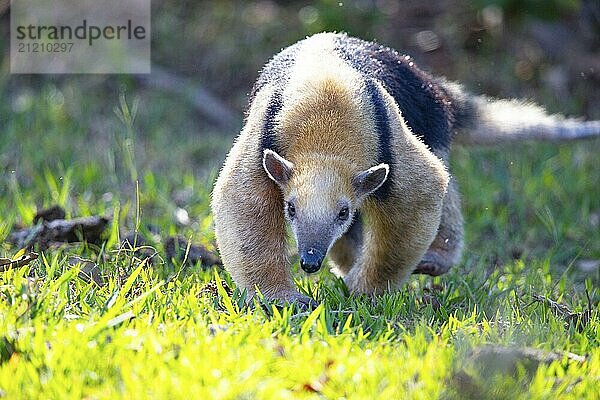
(364, 80, 393, 200)
(260, 91, 283, 154)
(334, 35, 455, 150)
(252, 40, 303, 156)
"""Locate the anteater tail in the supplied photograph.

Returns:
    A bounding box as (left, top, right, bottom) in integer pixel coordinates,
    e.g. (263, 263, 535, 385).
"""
(444, 82, 600, 146)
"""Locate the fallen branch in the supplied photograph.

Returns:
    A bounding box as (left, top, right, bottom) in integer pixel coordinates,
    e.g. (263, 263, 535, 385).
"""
(165, 235, 222, 268)
(531, 293, 594, 331)
(9, 216, 110, 249)
(531, 293, 572, 316)
(120, 232, 221, 269)
(33, 205, 66, 223)
(0, 252, 39, 272)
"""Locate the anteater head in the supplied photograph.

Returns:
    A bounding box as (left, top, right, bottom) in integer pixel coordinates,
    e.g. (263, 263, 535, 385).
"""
(263, 149, 388, 274)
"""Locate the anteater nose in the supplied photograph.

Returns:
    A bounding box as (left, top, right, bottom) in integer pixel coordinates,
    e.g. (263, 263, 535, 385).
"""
(300, 248, 323, 274)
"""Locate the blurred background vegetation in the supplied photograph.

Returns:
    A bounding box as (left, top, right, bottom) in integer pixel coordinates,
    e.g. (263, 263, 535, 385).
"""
(2, 0, 599, 176)
(0, 0, 599, 274)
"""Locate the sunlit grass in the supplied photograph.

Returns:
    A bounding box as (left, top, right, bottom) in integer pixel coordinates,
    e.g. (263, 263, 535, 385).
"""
(0, 86, 598, 398)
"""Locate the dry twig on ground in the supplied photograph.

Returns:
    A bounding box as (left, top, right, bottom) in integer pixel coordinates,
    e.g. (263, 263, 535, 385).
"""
(0, 252, 39, 272)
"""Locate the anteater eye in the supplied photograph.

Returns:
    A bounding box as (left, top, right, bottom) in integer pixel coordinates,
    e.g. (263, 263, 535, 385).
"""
(338, 206, 349, 221)
(287, 202, 296, 218)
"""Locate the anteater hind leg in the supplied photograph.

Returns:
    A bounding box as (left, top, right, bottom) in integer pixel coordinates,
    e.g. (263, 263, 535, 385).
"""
(414, 177, 464, 276)
(328, 213, 363, 276)
(212, 138, 311, 305)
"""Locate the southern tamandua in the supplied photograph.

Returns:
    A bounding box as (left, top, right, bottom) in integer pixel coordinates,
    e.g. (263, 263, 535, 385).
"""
(211, 32, 600, 305)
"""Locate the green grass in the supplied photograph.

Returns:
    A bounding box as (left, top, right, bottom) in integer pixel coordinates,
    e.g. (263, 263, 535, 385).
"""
(1, 87, 599, 399)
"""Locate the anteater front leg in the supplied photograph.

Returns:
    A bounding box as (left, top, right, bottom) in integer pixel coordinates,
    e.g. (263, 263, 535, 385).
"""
(212, 141, 309, 305)
(343, 193, 445, 294)
(328, 213, 363, 276)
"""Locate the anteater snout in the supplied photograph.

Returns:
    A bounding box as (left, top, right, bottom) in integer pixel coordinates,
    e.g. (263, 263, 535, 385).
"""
(300, 248, 324, 274)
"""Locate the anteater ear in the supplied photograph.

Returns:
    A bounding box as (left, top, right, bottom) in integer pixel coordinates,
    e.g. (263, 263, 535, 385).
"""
(352, 163, 389, 200)
(263, 149, 294, 187)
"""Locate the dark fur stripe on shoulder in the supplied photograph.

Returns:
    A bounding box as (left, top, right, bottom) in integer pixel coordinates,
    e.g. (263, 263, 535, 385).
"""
(334, 34, 453, 150)
(260, 91, 283, 154)
(365, 80, 394, 200)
